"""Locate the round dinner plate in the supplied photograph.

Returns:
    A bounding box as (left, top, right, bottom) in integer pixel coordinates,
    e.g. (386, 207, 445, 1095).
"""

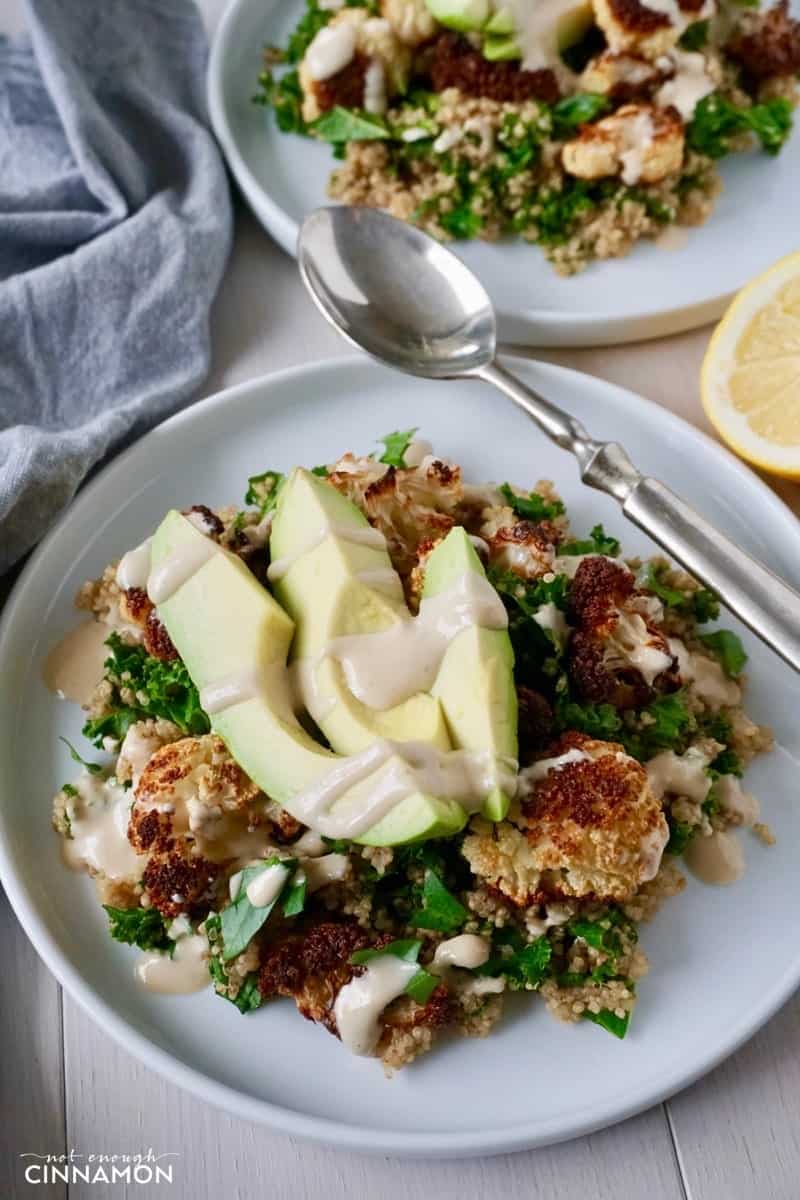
(2, 357, 800, 1157)
(207, 0, 800, 347)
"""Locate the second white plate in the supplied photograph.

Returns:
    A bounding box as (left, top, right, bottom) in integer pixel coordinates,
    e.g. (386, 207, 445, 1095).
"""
(207, 0, 800, 346)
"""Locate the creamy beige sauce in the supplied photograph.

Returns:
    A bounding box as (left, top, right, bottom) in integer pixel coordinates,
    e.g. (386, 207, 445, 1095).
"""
(354, 568, 404, 596)
(136, 932, 209, 995)
(245, 861, 290, 908)
(403, 439, 433, 468)
(304, 853, 350, 891)
(292, 829, 327, 857)
(116, 539, 152, 591)
(646, 747, 712, 803)
(291, 739, 516, 839)
(199, 662, 295, 723)
(62, 773, 140, 881)
(685, 829, 745, 885)
(362, 60, 386, 114)
(668, 638, 742, 710)
(305, 21, 357, 80)
(639, 820, 670, 882)
(266, 521, 387, 584)
(533, 602, 569, 645)
(506, 0, 580, 81)
(433, 934, 490, 971)
(333, 954, 420, 1055)
(118, 723, 164, 787)
(43, 620, 110, 706)
(317, 571, 508, 711)
(147, 535, 217, 605)
(715, 774, 759, 827)
(618, 111, 655, 186)
(656, 49, 714, 119)
(608, 610, 673, 686)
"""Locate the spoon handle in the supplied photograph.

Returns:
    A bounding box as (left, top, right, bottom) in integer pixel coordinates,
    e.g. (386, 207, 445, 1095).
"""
(479, 360, 800, 674)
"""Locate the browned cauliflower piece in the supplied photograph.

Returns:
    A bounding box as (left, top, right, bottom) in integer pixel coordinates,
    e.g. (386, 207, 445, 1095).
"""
(592, 0, 712, 60)
(579, 50, 665, 99)
(464, 733, 669, 904)
(567, 555, 678, 708)
(562, 102, 684, 185)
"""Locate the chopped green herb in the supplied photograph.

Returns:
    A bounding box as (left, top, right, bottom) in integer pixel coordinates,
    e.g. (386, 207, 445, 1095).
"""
(282, 872, 307, 918)
(310, 107, 391, 145)
(679, 19, 709, 49)
(220, 859, 293, 961)
(709, 747, 742, 778)
(553, 683, 623, 741)
(104, 905, 174, 953)
(284, 0, 331, 63)
(377, 428, 418, 468)
(583, 1008, 630, 1038)
(666, 817, 695, 856)
(404, 968, 439, 1004)
(409, 869, 468, 933)
(699, 629, 747, 677)
(622, 691, 695, 761)
(552, 92, 610, 136)
(206, 913, 264, 1013)
(560, 523, 620, 557)
(82, 633, 209, 747)
(322, 836, 352, 854)
(688, 94, 793, 159)
(62, 782, 78, 797)
(253, 69, 306, 135)
(60, 736, 104, 775)
(499, 482, 565, 522)
(311, 464, 329, 476)
(245, 469, 285, 518)
(478, 935, 552, 990)
(643, 563, 719, 623)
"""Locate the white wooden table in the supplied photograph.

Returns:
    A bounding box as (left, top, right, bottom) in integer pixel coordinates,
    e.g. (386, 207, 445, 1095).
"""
(3, 1, 800, 1196)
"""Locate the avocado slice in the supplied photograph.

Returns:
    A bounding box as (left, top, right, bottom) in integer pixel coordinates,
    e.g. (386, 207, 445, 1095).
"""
(270, 468, 450, 756)
(478, 0, 593, 62)
(423, 528, 518, 821)
(484, 6, 515, 34)
(425, 0, 490, 33)
(483, 34, 521, 60)
(151, 511, 466, 846)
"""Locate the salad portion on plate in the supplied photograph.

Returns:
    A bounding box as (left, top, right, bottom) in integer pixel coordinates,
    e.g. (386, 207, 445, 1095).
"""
(255, 0, 800, 273)
(49, 430, 773, 1071)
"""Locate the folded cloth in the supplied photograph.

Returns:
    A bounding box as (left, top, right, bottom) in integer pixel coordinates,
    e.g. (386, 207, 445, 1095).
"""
(0, 0, 232, 572)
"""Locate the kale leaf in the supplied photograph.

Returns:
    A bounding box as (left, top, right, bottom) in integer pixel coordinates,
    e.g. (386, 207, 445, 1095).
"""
(679, 19, 709, 48)
(245, 469, 285, 518)
(552, 92, 610, 137)
(499, 482, 565, 521)
(620, 691, 695, 761)
(377, 427, 418, 468)
(559, 523, 620, 557)
(82, 633, 209, 748)
(688, 94, 793, 159)
(409, 869, 468, 933)
(699, 629, 747, 677)
(478, 935, 552, 990)
(104, 905, 174, 953)
(253, 69, 306, 135)
(643, 562, 719, 623)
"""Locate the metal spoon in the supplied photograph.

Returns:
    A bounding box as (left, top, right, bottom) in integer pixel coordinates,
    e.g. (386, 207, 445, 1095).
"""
(298, 204, 800, 674)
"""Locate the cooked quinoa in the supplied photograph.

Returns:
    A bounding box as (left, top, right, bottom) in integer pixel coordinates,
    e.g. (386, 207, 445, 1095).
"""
(254, 0, 799, 273)
(51, 431, 773, 1069)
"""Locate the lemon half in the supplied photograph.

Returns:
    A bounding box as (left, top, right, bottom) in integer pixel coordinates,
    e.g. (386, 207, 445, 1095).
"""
(702, 249, 800, 479)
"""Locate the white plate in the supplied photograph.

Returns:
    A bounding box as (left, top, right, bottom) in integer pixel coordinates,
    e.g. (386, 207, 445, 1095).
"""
(2, 357, 800, 1157)
(207, 0, 800, 347)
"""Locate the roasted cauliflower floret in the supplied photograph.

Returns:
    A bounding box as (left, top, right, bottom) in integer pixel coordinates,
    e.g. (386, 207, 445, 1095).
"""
(580, 50, 663, 98)
(381, 0, 438, 46)
(520, 733, 669, 901)
(483, 517, 560, 580)
(567, 555, 677, 707)
(128, 735, 273, 917)
(116, 718, 182, 787)
(300, 9, 411, 123)
(592, 0, 709, 60)
(562, 102, 684, 185)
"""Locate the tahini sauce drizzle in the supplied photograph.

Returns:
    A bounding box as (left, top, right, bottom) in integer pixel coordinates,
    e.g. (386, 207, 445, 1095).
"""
(62, 773, 140, 881)
(685, 830, 745, 885)
(136, 919, 209, 995)
(333, 955, 420, 1056)
(267, 521, 387, 584)
(43, 620, 111, 705)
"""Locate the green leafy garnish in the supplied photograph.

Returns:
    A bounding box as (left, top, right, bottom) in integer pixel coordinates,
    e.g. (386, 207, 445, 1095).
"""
(311, 464, 329, 477)
(643, 563, 719, 623)
(490, 569, 570, 682)
(560, 524, 620, 557)
(478, 936, 552, 990)
(699, 630, 747, 677)
(377, 428, 418, 468)
(60, 737, 104, 775)
(583, 1008, 630, 1038)
(253, 69, 306, 135)
(284, 0, 331, 63)
(665, 817, 695, 856)
(245, 469, 285, 519)
(310, 107, 391, 146)
(62, 782, 78, 797)
(553, 684, 623, 740)
(220, 859, 293, 961)
(621, 691, 694, 761)
(206, 913, 264, 1013)
(688, 94, 793, 159)
(350, 938, 439, 1003)
(499, 482, 565, 522)
(104, 905, 174, 953)
(82, 634, 209, 747)
(679, 19, 709, 49)
(409, 869, 468, 933)
(282, 872, 307, 918)
(709, 746, 742, 778)
(552, 92, 610, 136)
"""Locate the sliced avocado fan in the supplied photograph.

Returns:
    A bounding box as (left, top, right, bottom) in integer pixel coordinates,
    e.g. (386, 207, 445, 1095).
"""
(150, 511, 466, 846)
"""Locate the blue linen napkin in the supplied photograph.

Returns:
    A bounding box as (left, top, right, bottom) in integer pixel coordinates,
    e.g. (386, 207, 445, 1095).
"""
(0, 0, 233, 573)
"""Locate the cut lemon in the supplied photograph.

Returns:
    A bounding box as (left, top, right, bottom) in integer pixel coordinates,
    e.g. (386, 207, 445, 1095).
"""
(702, 250, 800, 478)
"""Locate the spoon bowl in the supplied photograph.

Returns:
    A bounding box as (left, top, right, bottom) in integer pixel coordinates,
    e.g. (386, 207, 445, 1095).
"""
(298, 207, 496, 378)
